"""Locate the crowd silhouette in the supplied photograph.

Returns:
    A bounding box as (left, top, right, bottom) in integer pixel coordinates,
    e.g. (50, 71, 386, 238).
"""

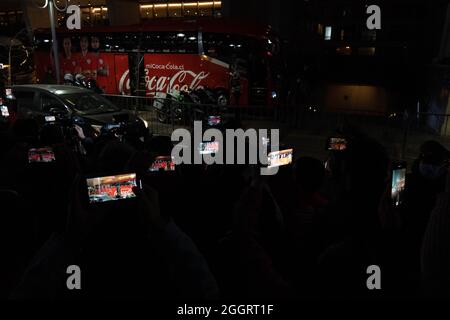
(0, 114, 450, 300)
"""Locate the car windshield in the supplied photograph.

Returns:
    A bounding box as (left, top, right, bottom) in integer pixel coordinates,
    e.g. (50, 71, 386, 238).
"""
(59, 92, 120, 115)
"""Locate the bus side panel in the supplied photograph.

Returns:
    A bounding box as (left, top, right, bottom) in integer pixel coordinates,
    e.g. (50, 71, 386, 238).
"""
(199, 55, 248, 105)
(198, 55, 230, 94)
(114, 54, 131, 95)
(143, 54, 230, 97)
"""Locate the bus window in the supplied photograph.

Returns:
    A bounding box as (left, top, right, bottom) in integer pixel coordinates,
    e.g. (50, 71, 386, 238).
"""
(34, 33, 52, 50)
(140, 31, 197, 54)
(102, 33, 138, 52)
(203, 32, 270, 83)
(123, 33, 141, 51)
(203, 33, 264, 64)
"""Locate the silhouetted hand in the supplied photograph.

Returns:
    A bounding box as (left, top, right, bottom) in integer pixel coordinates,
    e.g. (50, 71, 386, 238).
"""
(65, 175, 110, 246)
(73, 124, 86, 140)
(378, 182, 402, 230)
(132, 183, 166, 236)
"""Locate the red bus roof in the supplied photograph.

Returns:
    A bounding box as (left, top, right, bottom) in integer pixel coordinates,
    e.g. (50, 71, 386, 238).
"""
(34, 18, 274, 40)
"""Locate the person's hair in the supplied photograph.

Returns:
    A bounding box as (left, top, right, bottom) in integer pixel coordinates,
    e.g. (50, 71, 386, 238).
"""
(97, 140, 136, 172)
(147, 135, 173, 155)
(346, 136, 389, 196)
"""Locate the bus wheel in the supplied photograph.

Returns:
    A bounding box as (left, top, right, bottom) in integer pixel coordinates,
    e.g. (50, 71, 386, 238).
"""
(157, 107, 169, 123)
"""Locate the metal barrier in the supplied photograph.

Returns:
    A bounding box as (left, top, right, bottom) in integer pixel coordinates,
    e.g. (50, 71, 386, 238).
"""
(102, 93, 294, 135)
(102, 93, 450, 162)
(103, 94, 189, 136)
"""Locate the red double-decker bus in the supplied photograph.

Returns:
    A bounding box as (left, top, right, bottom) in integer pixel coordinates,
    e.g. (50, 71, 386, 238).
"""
(33, 18, 282, 106)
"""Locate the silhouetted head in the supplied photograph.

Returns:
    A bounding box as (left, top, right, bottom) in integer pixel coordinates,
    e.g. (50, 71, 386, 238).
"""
(416, 140, 450, 181)
(148, 135, 173, 156)
(97, 140, 135, 172)
(345, 136, 389, 194)
(293, 156, 326, 194)
(419, 140, 450, 165)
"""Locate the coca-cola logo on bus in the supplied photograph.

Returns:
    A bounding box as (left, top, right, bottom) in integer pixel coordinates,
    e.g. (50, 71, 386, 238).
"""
(147, 63, 185, 71)
(118, 69, 131, 95)
(144, 68, 210, 95)
(117, 68, 210, 96)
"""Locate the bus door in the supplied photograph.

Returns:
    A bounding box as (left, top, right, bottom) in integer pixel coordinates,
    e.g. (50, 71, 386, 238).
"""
(88, 52, 121, 95)
(128, 52, 146, 96)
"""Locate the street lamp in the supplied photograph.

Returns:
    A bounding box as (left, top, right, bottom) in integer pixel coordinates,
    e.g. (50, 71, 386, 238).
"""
(33, 0, 69, 84)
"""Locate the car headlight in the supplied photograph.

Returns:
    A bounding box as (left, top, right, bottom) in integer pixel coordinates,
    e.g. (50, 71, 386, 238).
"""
(139, 117, 148, 129)
(271, 91, 278, 99)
